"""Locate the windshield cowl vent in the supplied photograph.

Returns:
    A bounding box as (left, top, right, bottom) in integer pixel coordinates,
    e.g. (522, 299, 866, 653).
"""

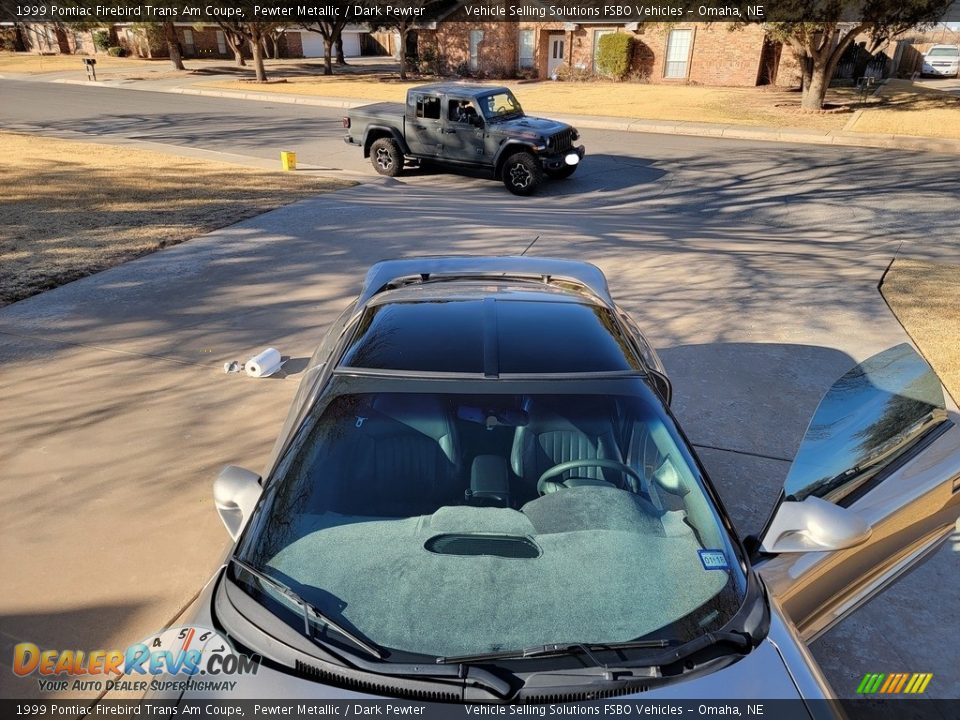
(295, 659, 461, 703)
(519, 682, 650, 703)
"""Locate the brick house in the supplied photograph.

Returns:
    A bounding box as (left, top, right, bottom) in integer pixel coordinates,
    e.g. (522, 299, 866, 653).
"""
(418, 21, 799, 87)
(113, 24, 303, 60)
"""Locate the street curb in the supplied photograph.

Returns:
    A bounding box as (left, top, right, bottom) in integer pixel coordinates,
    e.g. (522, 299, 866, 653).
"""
(15, 75, 960, 155)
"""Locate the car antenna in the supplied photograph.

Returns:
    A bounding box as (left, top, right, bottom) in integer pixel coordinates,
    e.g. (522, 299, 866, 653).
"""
(520, 235, 539, 256)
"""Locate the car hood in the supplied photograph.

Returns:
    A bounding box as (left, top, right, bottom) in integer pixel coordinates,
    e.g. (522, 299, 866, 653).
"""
(492, 115, 571, 137)
(152, 571, 827, 704)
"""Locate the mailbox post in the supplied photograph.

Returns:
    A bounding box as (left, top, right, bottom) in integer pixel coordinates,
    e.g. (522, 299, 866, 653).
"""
(83, 58, 97, 82)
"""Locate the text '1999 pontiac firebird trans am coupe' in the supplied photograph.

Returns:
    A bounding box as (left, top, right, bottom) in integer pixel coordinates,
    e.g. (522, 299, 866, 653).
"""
(151, 257, 960, 714)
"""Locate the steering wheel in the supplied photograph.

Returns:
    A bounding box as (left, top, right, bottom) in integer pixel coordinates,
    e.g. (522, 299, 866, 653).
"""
(496, 105, 507, 113)
(537, 459, 642, 496)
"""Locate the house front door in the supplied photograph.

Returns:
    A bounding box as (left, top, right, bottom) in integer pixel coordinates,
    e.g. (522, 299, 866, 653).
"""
(547, 34, 566, 78)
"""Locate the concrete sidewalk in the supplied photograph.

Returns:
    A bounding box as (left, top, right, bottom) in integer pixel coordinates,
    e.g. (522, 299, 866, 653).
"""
(2, 70, 959, 154)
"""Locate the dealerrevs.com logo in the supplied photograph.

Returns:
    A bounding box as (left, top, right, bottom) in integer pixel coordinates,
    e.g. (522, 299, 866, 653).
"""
(12, 626, 259, 694)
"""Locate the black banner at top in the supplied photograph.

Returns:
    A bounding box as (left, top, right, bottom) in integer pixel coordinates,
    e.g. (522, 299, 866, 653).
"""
(1, 0, 959, 23)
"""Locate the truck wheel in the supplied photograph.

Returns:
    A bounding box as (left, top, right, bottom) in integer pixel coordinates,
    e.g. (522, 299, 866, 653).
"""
(502, 152, 543, 196)
(546, 164, 577, 180)
(370, 138, 403, 177)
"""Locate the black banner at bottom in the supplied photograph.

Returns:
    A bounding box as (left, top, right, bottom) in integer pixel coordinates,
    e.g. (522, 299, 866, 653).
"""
(1, 699, 956, 720)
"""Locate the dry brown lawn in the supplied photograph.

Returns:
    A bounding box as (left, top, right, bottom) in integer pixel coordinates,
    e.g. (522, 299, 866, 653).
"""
(882, 258, 960, 405)
(204, 75, 960, 139)
(0, 52, 156, 73)
(0, 132, 353, 306)
(848, 79, 960, 139)
(203, 76, 868, 131)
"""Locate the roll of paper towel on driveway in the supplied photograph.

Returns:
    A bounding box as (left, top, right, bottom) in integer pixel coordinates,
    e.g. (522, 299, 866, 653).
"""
(245, 348, 283, 377)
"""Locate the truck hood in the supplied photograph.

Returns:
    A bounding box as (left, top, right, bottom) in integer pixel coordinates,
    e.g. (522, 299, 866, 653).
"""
(491, 115, 571, 137)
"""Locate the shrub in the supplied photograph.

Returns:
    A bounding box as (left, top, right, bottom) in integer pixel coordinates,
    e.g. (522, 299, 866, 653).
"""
(92, 30, 111, 52)
(107, 46, 126, 57)
(555, 63, 594, 82)
(596, 33, 634, 80)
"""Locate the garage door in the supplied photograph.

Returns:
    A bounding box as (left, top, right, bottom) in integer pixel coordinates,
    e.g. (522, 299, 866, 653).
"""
(300, 31, 361, 58)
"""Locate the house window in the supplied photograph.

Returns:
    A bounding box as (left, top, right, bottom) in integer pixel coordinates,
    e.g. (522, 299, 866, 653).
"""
(593, 29, 615, 72)
(415, 94, 441, 120)
(518, 29, 535, 69)
(664, 29, 692, 78)
(469, 30, 483, 71)
(182, 28, 195, 56)
(216, 30, 227, 55)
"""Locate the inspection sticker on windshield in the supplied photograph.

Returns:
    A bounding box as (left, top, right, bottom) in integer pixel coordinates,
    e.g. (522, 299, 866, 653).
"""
(698, 550, 729, 570)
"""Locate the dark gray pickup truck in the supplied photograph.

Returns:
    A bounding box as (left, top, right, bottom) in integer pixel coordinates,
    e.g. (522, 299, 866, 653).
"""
(343, 83, 585, 196)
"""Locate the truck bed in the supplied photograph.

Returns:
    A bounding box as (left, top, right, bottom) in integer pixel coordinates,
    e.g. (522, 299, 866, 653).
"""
(351, 102, 406, 119)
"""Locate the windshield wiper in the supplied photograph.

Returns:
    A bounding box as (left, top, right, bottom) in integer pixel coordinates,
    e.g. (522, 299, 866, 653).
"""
(230, 557, 383, 660)
(436, 638, 676, 664)
(437, 632, 750, 669)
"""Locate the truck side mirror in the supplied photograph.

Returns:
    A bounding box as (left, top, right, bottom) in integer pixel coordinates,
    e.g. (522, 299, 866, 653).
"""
(213, 466, 262, 540)
(470, 114, 484, 128)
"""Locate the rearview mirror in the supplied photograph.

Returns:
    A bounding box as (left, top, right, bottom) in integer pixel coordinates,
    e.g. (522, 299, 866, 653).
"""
(213, 466, 262, 540)
(760, 496, 871, 554)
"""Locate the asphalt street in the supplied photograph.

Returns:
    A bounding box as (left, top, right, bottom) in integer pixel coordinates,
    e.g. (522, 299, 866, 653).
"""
(1, 79, 959, 704)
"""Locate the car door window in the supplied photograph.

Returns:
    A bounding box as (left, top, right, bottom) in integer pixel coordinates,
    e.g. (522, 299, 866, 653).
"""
(783, 343, 949, 506)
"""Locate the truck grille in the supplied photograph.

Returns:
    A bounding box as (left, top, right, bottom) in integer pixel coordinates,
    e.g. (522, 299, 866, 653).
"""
(550, 129, 573, 152)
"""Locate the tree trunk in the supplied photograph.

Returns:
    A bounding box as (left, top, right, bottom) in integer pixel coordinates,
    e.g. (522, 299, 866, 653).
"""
(335, 30, 347, 65)
(323, 37, 333, 75)
(398, 26, 408, 80)
(801, 58, 829, 110)
(163, 22, 185, 70)
(223, 30, 246, 66)
(800, 55, 812, 92)
(250, 34, 267, 81)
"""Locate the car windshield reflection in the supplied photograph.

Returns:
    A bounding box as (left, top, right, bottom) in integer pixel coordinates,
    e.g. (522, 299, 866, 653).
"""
(237, 377, 746, 661)
(784, 344, 948, 505)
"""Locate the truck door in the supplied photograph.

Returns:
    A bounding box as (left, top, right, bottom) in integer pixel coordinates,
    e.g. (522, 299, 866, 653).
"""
(443, 96, 487, 163)
(407, 92, 442, 157)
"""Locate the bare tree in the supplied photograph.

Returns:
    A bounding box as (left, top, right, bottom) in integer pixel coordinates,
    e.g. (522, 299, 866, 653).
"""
(216, 21, 282, 81)
(298, 19, 349, 75)
(220, 25, 247, 67)
(162, 21, 185, 70)
(373, 0, 446, 80)
(762, 0, 953, 110)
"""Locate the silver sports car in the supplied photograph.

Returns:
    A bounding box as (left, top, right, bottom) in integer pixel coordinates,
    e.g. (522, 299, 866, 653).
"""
(151, 257, 960, 712)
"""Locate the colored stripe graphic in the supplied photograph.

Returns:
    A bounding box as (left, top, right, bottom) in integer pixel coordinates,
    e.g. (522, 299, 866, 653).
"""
(857, 672, 932, 694)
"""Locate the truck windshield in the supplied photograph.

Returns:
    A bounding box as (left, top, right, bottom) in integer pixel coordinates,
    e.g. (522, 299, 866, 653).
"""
(480, 91, 523, 120)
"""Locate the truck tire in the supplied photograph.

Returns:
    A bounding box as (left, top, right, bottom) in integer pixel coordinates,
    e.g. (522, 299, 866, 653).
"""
(546, 164, 577, 180)
(370, 138, 403, 177)
(502, 152, 543, 196)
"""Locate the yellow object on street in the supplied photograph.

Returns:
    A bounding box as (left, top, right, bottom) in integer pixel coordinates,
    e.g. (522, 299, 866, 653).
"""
(280, 151, 297, 171)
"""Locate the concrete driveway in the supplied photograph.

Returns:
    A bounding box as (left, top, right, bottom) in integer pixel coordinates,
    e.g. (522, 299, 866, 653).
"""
(1, 82, 959, 704)
(914, 75, 960, 96)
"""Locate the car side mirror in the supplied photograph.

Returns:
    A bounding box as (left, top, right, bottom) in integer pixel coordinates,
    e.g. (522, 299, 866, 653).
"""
(760, 496, 871, 554)
(469, 114, 484, 128)
(213, 466, 262, 540)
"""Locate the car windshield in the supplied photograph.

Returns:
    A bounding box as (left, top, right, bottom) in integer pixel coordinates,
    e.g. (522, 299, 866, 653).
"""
(479, 91, 523, 120)
(927, 47, 959, 57)
(237, 375, 746, 661)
